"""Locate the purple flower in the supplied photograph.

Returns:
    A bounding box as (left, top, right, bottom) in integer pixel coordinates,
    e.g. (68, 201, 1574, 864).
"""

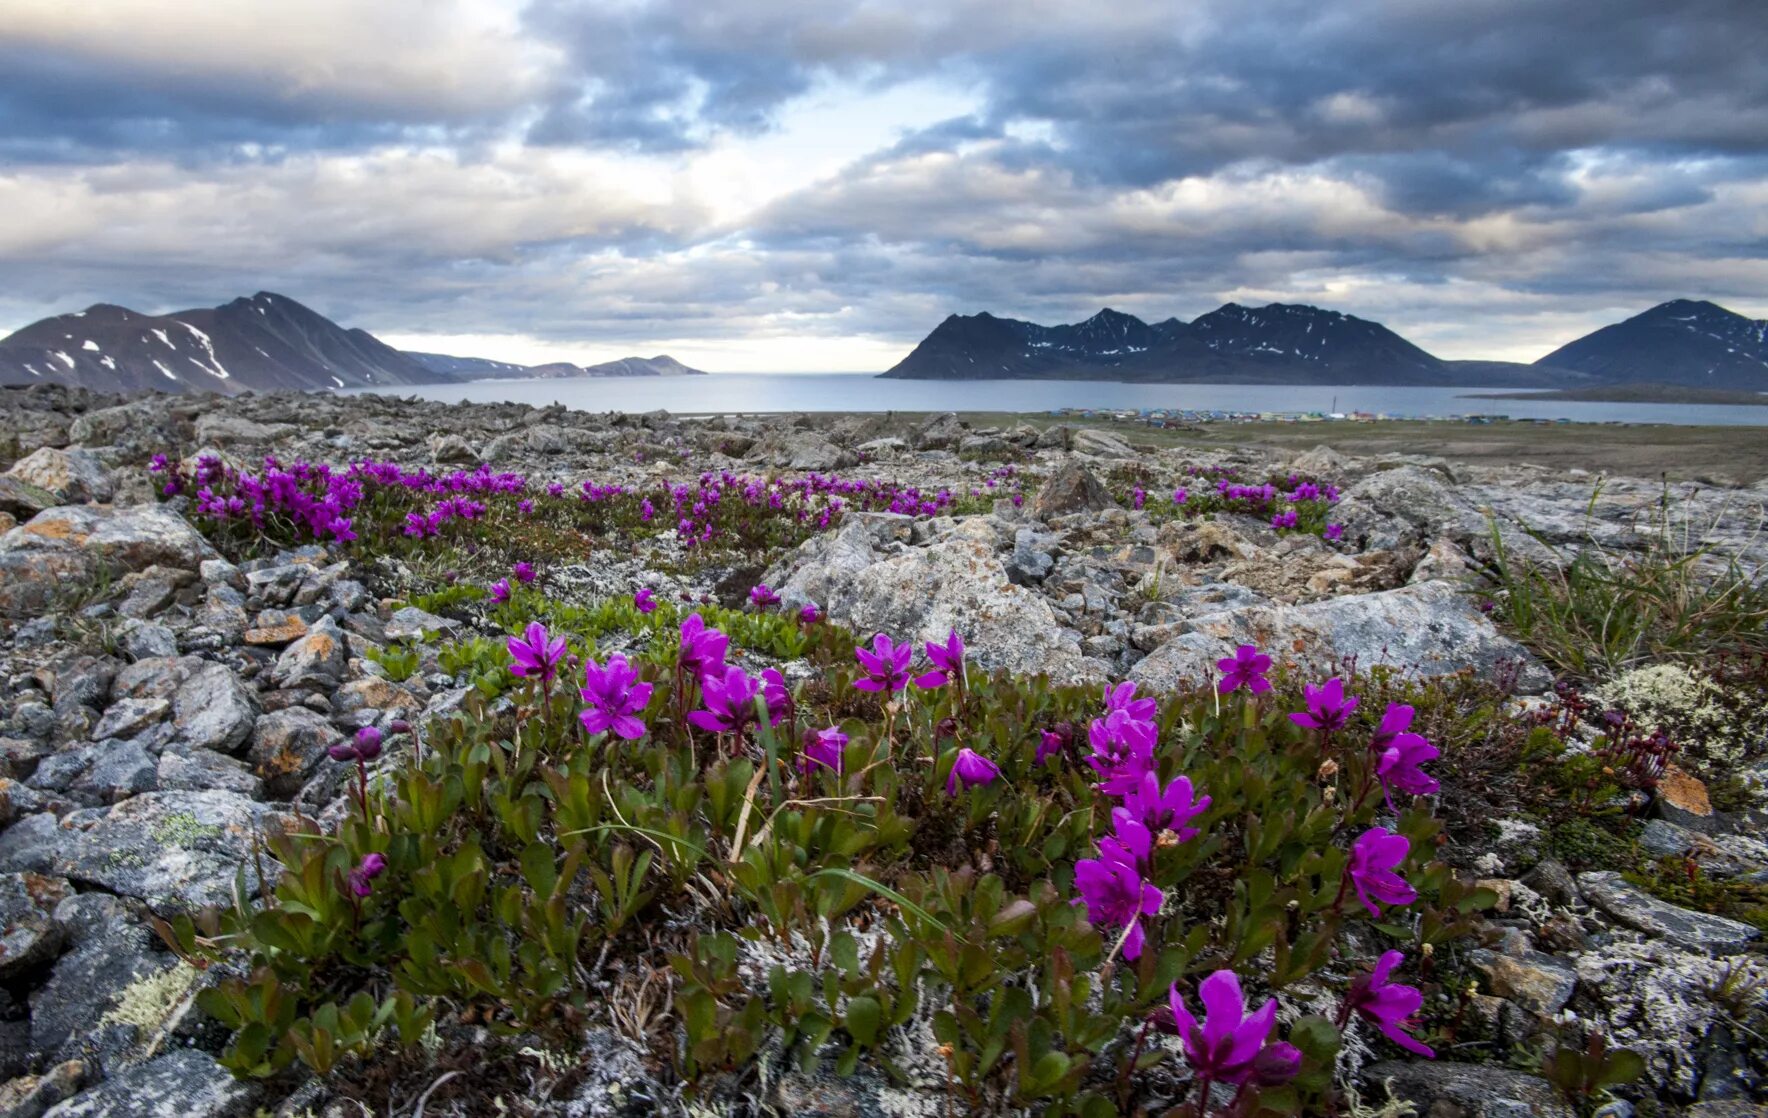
(1036, 729, 1066, 766)
(518, 498, 535, 516)
(914, 629, 966, 689)
(1073, 844, 1162, 961)
(1216, 645, 1272, 695)
(1118, 771, 1211, 842)
(1348, 828, 1417, 917)
(946, 746, 1001, 796)
(854, 633, 913, 693)
(1106, 812, 1153, 865)
(800, 726, 848, 774)
(1369, 703, 1415, 751)
(346, 852, 387, 898)
(799, 602, 821, 624)
(1271, 509, 1299, 530)
(508, 621, 568, 686)
(688, 664, 763, 735)
(579, 654, 655, 741)
(513, 561, 536, 584)
(489, 578, 511, 604)
(329, 726, 384, 763)
(1376, 733, 1441, 810)
(750, 583, 781, 608)
(1168, 970, 1302, 1087)
(760, 668, 791, 727)
(633, 587, 657, 614)
(1324, 523, 1344, 541)
(1289, 678, 1359, 733)
(1103, 681, 1158, 722)
(1084, 711, 1158, 796)
(677, 613, 729, 679)
(1132, 487, 1146, 510)
(1344, 950, 1435, 1057)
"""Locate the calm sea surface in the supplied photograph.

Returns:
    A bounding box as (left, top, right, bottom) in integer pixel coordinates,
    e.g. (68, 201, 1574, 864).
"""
(354, 374, 1768, 427)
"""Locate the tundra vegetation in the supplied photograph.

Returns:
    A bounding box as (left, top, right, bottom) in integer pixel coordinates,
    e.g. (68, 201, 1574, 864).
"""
(0, 387, 1762, 1117)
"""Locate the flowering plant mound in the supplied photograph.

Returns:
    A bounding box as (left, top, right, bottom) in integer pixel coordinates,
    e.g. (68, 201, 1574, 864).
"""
(150, 454, 1010, 569)
(1112, 462, 1345, 541)
(163, 599, 1496, 1115)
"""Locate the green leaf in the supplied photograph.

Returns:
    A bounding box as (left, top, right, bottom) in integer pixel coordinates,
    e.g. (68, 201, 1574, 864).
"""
(845, 995, 882, 1046)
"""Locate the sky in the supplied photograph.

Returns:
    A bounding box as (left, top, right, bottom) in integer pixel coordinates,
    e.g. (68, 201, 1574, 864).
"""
(1, 0, 1765, 371)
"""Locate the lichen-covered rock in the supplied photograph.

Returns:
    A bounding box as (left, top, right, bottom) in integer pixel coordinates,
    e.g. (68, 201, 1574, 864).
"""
(269, 616, 345, 690)
(0, 872, 72, 981)
(1578, 872, 1760, 953)
(39, 1048, 257, 1118)
(800, 535, 1104, 684)
(1361, 1060, 1574, 1118)
(247, 707, 337, 799)
(5, 448, 113, 505)
(171, 662, 258, 754)
(0, 506, 216, 615)
(1575, 939, 1768, 1095)
(0, 792, 290, 913)
(1031, 460, 1115, 519)
(90, 698, 169, 743)
(1469, 949, 1577, 1016)
(192, 413, 296, 446)
(1128, 580, 1551, 693)
(155, 747, 262, 798)
(1069, 427, 1135, 458)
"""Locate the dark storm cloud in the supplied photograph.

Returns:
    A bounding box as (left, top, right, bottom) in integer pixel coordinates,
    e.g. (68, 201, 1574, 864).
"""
(1, 0, 1766, 363)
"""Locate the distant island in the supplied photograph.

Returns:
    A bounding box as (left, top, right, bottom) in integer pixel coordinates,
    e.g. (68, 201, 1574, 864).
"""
(1464, 383, 1768, 406)
(881, 298, 1768, 392)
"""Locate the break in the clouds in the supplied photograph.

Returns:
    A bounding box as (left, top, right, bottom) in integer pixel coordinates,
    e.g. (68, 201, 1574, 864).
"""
(1, 0, 1765, 369)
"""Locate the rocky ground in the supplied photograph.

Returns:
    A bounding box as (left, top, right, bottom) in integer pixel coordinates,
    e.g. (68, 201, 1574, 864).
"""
(0, 383, 1765, 1117)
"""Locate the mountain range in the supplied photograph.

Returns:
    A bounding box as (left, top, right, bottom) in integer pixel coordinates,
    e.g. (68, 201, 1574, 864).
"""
(0, 292, 704, 395)
(2, 290, 1763, 395)
(881, 299, 1768, 390)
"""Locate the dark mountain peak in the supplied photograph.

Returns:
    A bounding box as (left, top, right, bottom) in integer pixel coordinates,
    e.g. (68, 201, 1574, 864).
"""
(0, 291, 435, 395)
(1538, 298, 1767, 387)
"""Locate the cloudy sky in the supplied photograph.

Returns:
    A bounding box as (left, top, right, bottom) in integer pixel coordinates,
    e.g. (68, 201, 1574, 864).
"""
(2, 0, 1765, 370)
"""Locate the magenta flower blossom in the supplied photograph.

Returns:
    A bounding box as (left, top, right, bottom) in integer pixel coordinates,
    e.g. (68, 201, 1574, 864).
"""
(346, 852, 387, 898)
(1104, 680, 1158, 722)
(946, 747, 1001, 796)
(1348, 828, 1417, 917)
(518, 498, 535, 516)
(800, 726, 848, 774)
(1324, 523, 1345, 541)
(633, 587, 657, 614)
(1344, 950, 1435, 1057)
(1119, 771, 1211, 842)
(750, 583, 781, 608)
(579, 654, 654, 741)
(1216, 645, 1273, 695)
(915, 629, 966, 689)
(1369, 703, 1415, 751)
(687, 664, 763, 735)
(1289, 678, 1359, 733)
(328, 725, 384, 763)
(1084, 711, 1158, 796)
(1073, 844, 1162, 961)
(799, 601, 821, 624)
(1037, 729, 1066, 766)
(854, 633, 913, 693)
(489, 578, 511, 604)
(512, 561, 536, 584)
(1168, 970, 1302, 1087)
(1172, 487, 1189, 505)
(1106, 812, 1153, 865)
(507, 621, 568, 686)
(760, 668, 791, 727)
(677, 613, 729, 679)
(1271, 509, 1299, 530)
(1377, 733, 1441, 809)
(1132, 487, 1146, 510)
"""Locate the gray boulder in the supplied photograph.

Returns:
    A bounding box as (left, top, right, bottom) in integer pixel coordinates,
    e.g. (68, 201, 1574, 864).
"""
(41, 1048, 257, 1118)
(1578, 871, 1760, 953)
(171, 662, 258, 754)
(1361, 1060, 1574, 1118)
(0, 872, 72, 980)
(0, 505, 216, 615)
(5, 448, 113, 505)
(0, 792, 290, 913)
(1128, 580, 1551, 693)
(1031, 460, 1115, 520)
